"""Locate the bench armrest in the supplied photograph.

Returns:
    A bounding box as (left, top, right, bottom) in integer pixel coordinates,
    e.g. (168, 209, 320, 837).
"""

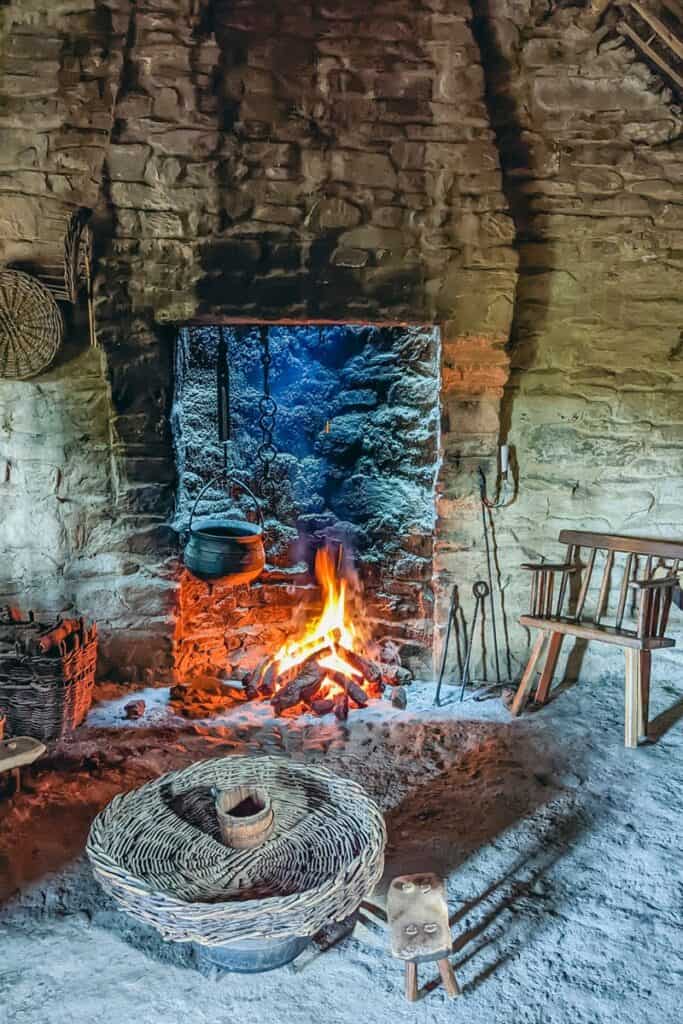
(628, 575, 679, 591)
(520, 563, 576, 574)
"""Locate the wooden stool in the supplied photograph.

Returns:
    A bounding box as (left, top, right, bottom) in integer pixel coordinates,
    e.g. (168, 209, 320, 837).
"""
(0, 736, 46, 794)
(387, 872, 461, 1002)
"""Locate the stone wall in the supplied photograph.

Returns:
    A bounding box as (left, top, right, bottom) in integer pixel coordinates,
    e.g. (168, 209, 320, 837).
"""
(0, 0, 513, 679)
(471, 1, 683, 680)
(0, 0, 680, 686)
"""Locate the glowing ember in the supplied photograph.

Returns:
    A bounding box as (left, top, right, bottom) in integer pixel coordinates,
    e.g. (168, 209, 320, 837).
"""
(260, 545, 377, 709)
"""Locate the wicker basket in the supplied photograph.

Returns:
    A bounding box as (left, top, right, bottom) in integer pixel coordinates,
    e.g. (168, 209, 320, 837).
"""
(87, 756, 387, 946)
(0, 615, 97, 741)
(0, 269, 63, 379)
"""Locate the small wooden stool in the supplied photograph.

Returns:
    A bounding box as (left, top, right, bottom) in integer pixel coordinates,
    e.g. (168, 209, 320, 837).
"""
(0, 736, 46, 794)
(387, 872, 461, 1002)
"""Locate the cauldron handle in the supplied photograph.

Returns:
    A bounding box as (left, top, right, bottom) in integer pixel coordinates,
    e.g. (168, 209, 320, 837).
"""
(188, 476, 265, 534)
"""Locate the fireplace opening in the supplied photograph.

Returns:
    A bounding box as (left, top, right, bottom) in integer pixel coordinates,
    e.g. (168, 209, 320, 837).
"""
(172, 323, 441, 701)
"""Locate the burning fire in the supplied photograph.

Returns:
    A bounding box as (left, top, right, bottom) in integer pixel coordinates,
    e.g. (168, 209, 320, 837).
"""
(267, 546, 373, 702)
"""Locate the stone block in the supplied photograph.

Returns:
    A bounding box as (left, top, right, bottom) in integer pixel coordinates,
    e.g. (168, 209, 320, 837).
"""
(107, 144, 151, 182)
(0, 196, 39, 239)
(330, 150, 398, 189)
(307, 197, 362, 231)
(331, 247, 369, 268)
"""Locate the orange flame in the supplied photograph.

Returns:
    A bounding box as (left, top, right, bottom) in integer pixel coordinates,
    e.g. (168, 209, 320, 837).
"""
(267, 546, 369, 700)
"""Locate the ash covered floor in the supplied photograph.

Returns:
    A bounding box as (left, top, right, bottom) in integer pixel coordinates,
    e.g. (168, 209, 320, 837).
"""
(1, 675, 682, 1024)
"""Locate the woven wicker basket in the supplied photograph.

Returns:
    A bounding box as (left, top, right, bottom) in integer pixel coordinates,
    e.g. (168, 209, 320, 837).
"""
(0, 616, 97, 741)
(0, 269, 63, 379)
(87, 756, 386, 945)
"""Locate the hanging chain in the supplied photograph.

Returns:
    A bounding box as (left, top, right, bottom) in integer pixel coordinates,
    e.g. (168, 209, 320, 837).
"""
(257, 325, 277, 502)
(217, 326, 231, 474)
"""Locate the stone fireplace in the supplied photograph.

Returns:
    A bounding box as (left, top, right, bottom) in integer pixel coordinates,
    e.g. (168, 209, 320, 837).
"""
(172, 322, 441, 681)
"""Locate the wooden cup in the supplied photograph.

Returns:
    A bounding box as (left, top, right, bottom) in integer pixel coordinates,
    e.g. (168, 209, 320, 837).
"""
(214, 785, 274, 849)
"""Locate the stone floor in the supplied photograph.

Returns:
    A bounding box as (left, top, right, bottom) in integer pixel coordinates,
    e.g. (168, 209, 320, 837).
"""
(1, 671, 682, 1024)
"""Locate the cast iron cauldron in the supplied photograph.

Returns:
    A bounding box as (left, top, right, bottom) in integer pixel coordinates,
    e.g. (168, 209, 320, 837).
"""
(183, 477, 265, 584)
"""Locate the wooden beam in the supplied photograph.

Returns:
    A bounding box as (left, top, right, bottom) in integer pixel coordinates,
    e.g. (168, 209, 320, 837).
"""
(593, 0, 614, 15)
(661, 0, 683, 24)
(628, 0, 683, 61)
(617, 21, 683, 92)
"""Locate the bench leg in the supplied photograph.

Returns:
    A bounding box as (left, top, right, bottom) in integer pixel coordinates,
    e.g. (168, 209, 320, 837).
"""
(511, 632, 547, 716)
(624, 649, 643, 749)
(639, 650, 651, 740)
(534, 632, 564, 705)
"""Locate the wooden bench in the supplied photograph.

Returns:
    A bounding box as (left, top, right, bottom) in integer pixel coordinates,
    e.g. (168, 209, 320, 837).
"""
(511, 531, 683, 747)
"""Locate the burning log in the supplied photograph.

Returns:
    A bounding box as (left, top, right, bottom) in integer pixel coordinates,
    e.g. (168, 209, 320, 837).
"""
(325, 670, 368, 709)
(380, 663, 413, 688)
(259, 661, 280, 697)
(336, 646, 382, 686)
(333, 693, 349, 721)
(333, 646, 385, 696)
(310, 698, 335, 716)
(271, 661, 326, 715)
(243, 657, 271, 699)
(268, 643, 334, 706)
(346, 679, 369, 708)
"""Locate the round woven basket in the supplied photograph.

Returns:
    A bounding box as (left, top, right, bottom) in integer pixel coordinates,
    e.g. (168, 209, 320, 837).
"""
(87, 756, 386, 946)
(0, 269, 63, 379)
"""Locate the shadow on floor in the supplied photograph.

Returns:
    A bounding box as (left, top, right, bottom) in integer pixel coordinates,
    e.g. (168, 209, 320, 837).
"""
(381, 726, 570, 884)
(0, 713, 584, 992)
(647, 696, 683, 743)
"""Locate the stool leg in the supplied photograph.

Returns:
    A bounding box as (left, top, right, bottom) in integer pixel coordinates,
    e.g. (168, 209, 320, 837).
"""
(437, 958, 461, 998)
(405, 962, 418, 1002)
(12, 767, 21, 793)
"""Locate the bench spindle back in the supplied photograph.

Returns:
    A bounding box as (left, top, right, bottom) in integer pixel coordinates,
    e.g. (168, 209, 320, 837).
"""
(544, 531, 683, 640)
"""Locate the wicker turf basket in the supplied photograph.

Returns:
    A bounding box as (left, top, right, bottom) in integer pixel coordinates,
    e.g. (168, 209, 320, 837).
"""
(0, 614, 97, 741)
(87, 756, 387, 946)
(0, 269, 63, 379)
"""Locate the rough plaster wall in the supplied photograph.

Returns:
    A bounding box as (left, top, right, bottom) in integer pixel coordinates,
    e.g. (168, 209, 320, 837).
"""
(470, 1, 683, 680)
(0, 3, 126, 660)
(0, 345, 115, 614)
